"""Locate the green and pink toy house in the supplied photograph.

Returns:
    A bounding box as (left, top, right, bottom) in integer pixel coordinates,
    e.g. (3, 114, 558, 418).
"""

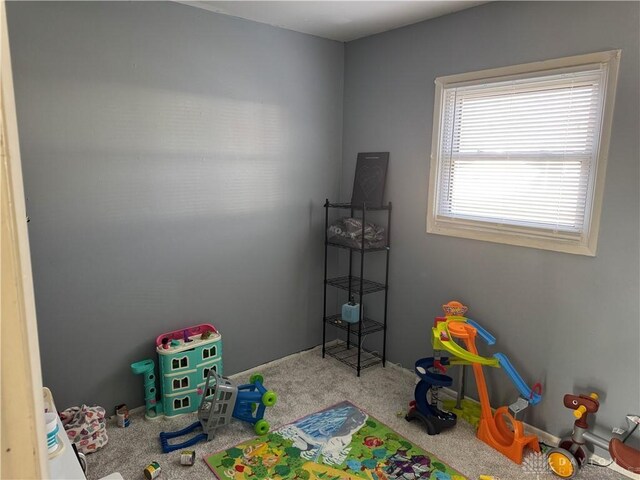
(131, 324, 223, 418)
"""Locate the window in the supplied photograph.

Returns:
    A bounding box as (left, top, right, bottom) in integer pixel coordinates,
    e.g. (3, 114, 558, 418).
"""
(203, 364, 217, 380)
(427, 51, 620, 255)
(202, 345, 217, 360)
(173, 396, 190, 410)
(172, 377, 189, 390)
(172, 356, 189, 370)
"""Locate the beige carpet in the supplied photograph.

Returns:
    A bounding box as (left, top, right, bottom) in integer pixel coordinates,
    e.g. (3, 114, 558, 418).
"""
(86, 346, 626, 480)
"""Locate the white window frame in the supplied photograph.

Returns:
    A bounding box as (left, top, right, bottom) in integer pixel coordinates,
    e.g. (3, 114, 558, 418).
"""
(202, 345, 217, 360)
(427, 50, 620, 256)
(171, 356, 189, 370)
(172, 376, 189, 390)
(173, 396, 190, 410)
(202, 364, 217, 380)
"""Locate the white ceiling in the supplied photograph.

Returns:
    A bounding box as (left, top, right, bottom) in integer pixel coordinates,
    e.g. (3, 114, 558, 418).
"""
(179, 1, 486, 42)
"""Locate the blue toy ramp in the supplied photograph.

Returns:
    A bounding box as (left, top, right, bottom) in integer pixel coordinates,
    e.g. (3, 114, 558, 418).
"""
(466, 318, 496, 345)
(494, 353, 542, 406)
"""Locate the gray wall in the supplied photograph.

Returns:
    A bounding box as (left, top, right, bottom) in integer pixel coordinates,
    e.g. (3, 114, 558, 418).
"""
(7, 1, 344, 410)
(341, 1, 640, 440)
(8, 0, 639, 444)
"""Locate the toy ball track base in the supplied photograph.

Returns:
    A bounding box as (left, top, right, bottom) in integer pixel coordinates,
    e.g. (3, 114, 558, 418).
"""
(405, 407, 457, 435)
(442, 398, 481, 428)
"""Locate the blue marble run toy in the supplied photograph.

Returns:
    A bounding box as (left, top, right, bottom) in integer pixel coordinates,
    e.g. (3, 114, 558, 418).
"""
(159, 370, 277, 453)
(406, 356, 457, 435)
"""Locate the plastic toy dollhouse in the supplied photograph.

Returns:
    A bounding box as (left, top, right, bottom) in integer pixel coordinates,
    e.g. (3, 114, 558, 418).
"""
(131, 323, 223, 418)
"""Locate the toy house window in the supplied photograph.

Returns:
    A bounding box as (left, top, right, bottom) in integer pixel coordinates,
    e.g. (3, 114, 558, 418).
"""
(173, 396, 190, 410)
(205, 387, 215, 397)
(172, 377, 189, 390)
(427, 51, 620, 256)
(203, 365, 217, 380)
(172, 356, 189, 370)
(202, 346, 217, 360)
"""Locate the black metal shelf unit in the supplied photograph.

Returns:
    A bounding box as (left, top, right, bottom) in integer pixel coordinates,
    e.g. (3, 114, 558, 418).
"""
(322, 199, 391, 376)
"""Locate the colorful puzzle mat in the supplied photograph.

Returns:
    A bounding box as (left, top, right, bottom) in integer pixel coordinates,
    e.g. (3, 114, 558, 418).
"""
(205, 401, 466, 480)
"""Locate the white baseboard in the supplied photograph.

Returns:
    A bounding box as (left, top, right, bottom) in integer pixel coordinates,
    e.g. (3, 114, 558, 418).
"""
(127, 405, 147, 416)
(227, 343, 331, 380)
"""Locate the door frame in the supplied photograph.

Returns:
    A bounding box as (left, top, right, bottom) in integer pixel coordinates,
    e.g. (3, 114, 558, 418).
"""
(1, 0, 49, 477)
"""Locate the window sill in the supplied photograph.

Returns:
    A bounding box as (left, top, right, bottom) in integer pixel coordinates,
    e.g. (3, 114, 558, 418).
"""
(426, 221, 596, 256)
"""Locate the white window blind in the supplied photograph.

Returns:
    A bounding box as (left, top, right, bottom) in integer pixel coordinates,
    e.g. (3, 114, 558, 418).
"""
(437, 66, 606, 239)
(427, 50, 620, 255)
(428, 51, 620, 255)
